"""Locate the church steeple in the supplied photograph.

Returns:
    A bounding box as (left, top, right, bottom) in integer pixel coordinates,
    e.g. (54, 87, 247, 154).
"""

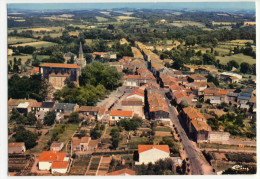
(77, 41, 86, 68)
(79, 41, 83, 56)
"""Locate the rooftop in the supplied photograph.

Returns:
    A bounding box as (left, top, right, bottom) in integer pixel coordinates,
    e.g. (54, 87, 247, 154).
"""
(40, 63, 80, 69)
(106, 168, 136, 176)
(110, 110, 133, 117)
(138, 145, 170, 154)
(38, 151, 66, 162)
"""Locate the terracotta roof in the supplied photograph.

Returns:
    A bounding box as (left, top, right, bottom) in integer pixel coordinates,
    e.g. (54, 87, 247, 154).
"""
(93, 52, 105, 56)
(38, 151, 66, 162)
(138, 145, 170, 154)
(150, 106, 169, 113)
(106, 168, 136, 176)
(110, 110, 133, 117)
(33, 67, 39, 72)
(188, 74, 207, 80)
(8, 142, 25, 147)
(122, 100, 143, 106)
(51, 161, 68, 169)
(78, 106, 100, 112)
(88, 140, 98, 147)
(124, 75, 140, 79)
(98, 107, 106, 115)
(39, 63, 80, 69)
(191, 120, 211, 132)
(31, 102, 42, 108)
(8, 98, 22, 106)
(183, 107, 206, 121)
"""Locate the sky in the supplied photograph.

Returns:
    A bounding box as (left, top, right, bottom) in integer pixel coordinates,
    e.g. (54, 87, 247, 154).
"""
(8, 2, 255, 12)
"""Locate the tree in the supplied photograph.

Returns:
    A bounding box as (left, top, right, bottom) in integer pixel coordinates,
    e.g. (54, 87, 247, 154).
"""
(202, 53, 216, 65)
(27, 112, 37, 125)
(15, 129, 38, 149)
(206, 74, 219, 86)
(240, 62, 251, 74)
(44, 110, 56, 126)
(90, 128, 102, 139)
(185, 35, 197, 46)
(227, 60, 239, 71)
(180, 100, 189, 108)
(68, 112, 80, 123)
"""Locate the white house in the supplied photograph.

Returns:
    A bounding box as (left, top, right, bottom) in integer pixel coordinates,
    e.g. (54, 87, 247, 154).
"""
(38, 151, 69, 173)
(136, 145, 170, 165)
(109, 110, 134, 121)
(126, 89, 145, 102)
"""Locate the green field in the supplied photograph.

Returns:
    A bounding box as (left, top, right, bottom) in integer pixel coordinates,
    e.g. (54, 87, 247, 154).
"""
(96, 16, 108, 22)
(8, 54, 50, 64)
(8, 36, 38, 45)
(217, 53, 256, 65)
(170, 21, 205, 28)
(10, 41, 57, 48)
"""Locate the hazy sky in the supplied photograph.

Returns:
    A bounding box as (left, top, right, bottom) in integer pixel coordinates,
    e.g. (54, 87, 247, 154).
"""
(8, 2, 255, 12)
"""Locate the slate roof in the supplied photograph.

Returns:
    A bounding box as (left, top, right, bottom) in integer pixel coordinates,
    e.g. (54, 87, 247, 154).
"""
(55, 103, 76, 111)
(41, 102, 55, 108)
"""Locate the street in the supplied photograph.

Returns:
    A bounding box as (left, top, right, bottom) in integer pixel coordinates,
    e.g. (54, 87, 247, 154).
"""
(164, 92, 214, 175)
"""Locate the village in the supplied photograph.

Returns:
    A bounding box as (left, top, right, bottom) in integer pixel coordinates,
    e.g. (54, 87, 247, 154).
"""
(8, 37, 256, 176)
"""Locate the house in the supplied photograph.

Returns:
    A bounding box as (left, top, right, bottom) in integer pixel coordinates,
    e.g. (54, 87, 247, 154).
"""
(8, 142, 26, 154)
(190, 120, 211, 142)
(97, 107, 106, 121)
(31, 102, 42, 113)
(16, 102, 32, 114)
(55, 103, 78, 113)
(237, 89, 253, 104)
(109, 110, 134, 122)
(40, 102, 55, 111)
(203, 88, 228, 104)
(226, 76, 239, 83)
(125, 89, 145, 103)
(106, 168, 135, 176)
(88, 140, 99, 151)
(182, 107, 208, 137)
(187, 74, 207, 83)
(136, 145, 170, 165)
(78, 106, 100, 119)
(207, 131, 230, 144)
(71, 137, 91, 151)
(124, 75, 141, 87)
(248, 96, 256, 112)
(38, 151, 69, 173)
(63, 52, 76, 63)
(50, 142, 64, 152)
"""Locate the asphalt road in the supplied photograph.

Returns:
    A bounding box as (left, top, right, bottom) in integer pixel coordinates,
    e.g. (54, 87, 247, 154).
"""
(164, 92, 213, 175)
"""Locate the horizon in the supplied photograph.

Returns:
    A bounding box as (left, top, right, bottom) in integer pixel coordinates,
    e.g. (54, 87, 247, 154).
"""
(8, 2, 255, 12)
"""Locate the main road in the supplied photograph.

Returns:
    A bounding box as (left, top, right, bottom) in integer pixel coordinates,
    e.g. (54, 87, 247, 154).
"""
(163, 91, 214, 175)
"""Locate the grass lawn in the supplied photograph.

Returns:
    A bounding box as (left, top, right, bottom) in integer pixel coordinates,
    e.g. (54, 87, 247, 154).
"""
(57, 124, 78, 143)
(154, 127, 172, 132)
(28, 123, 78, 153)
(10, 41, 57, 48)
(128, 137, 149, 149)
(216, 53, 256, 65)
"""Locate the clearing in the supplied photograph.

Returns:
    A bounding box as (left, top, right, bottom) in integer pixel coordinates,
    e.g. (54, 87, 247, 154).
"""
(216, 53, 256, 65)
(10, 41, 57, 48)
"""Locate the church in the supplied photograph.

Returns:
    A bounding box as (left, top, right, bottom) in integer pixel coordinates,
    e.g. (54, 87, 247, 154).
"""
(75, 42, 86, 68)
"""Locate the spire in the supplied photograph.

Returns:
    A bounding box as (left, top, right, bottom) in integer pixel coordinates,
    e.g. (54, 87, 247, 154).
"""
(79, 41, 83, 54)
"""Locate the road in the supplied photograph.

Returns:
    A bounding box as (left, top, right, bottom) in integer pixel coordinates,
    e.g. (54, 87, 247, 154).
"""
(164, 92, 214, 175)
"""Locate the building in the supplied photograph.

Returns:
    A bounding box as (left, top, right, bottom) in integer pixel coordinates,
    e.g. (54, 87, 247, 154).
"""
(40, 102, 55, 111)
(31, 102, 42, 113)
(78, 106, 100, 119)
(71, 137, 91, 151)
(207, 131, 230, 144)
(187, 74, 207, 83)
(55, 103, 78, 113)
(8, 48, 14, 56)
(63, 52, 76, 63)
(50, 142, 64, 152)
(109, 110, 134, 121)
(16, 102, 32, 114)
(237, 89, 253, 104)
(106, 168, 135, 176)
(38, 151, 69, 173)
(136, 145, 170, 165)
(8, 142, 26, 154)
(39, 63, 80, 89)
(75, 42, 86, 68)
